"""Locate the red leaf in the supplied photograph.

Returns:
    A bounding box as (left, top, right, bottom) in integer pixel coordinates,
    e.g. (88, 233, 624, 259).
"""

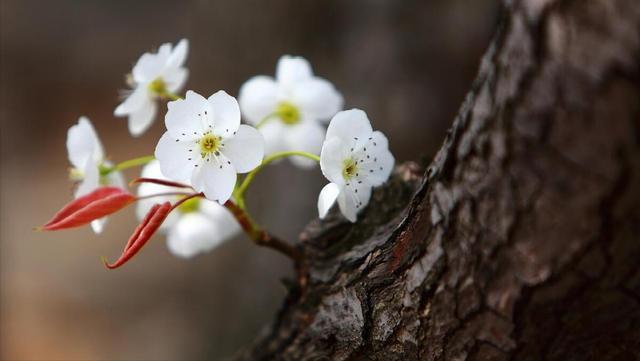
(41, 187, 136, 231)
(103, 202, 172, 269)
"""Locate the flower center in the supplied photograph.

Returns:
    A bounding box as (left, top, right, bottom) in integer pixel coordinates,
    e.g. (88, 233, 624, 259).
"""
(148, 77, 167, 96)
(276, 101, 301, 125)
(177, 196, 200, 214)
(342, 158, 358, 181)
(69, 167, 84, 182)
(200, 133, 222, 158)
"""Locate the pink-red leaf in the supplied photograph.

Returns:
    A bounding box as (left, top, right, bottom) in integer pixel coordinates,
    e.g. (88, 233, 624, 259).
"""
(103, 202, 172, 269)
(41, 187, 136, 231)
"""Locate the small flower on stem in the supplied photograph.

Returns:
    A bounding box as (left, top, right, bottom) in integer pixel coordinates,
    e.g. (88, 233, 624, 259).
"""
(136, 160, 240, 258)
(318, 109, 395, 222)
(238, 55, 343, 168)
(115, 39, 189, 136)
(155, 90, 264, 204)
(67, 117, 125, 233)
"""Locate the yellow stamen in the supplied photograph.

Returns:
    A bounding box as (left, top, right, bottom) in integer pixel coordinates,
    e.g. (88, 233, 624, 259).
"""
(148, 77, 167, 96)
(276, 101, 301, 125)
(342, 158, 358, 181)
(69, 168, 84, 181)
(200, 133, 221, 158)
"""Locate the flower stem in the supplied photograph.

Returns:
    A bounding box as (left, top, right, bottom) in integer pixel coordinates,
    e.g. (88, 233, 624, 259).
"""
(109, 155, 156, 173)
(255, 113, 278, 128)
(224, 200, 302, 262)
(136, 191, 194, 201)
(233, 151, 321, 206)
(161, 91, 182, 101)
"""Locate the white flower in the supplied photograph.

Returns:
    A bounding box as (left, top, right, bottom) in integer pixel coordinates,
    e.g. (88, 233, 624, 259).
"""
(238, 55, 343, 168)
(155, 90, 264, 204)
(137, 161, 240, 258)
(66, 116, 125, 233)
(317, 109, 394, 222)
(115, 39, 189, 137)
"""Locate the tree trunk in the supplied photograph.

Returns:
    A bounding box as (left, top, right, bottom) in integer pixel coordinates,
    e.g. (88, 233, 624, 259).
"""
(236, 0, 640, 359)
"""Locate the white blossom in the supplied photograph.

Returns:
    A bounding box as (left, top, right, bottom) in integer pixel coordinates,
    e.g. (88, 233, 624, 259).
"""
(137, 161, 240, 258)
(115, 39, 189, 137)
(155, 90, 264, 204)
(317, 109, 394, 222)
(238, 55, 343, 167)
(66, 116, 125, 233)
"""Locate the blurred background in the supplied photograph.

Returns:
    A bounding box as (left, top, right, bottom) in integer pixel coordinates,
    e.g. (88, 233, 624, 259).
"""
(0, 0, 498, 359)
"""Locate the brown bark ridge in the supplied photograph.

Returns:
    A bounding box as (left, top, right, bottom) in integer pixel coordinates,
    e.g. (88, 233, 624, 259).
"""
(236, 0, 640, 360)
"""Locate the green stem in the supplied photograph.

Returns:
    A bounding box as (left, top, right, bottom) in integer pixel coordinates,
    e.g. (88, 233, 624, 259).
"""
(162, 91, 182, 101)
(233, 151, 320, 206)
(105, 155, 155, 174)
(255, 113, 278, 128)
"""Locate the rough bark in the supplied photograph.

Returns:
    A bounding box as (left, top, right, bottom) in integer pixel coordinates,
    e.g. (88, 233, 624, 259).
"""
(236, 0, 640, 360)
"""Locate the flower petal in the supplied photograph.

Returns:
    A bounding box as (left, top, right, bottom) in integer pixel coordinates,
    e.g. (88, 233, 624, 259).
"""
(67, 117, 103, 169)
(208, 90, 241, 137)
(355, 131, 395, 187)
(128, 98, 157, 137)
(198, 199, 240, 240)
(166, 202, 238, 258)
(114, 86, 148, 116)
(320, 137, 350, 185)
(105, 167, 127, 190)
(133, 52, 164, 84)
(276, 55, 313, 87)
(156, 42, 173, 63)
(337, 181, 372, 223)
(164, 68, 189, 93)
(259, 120, 287, 155)
(318, 182, 340, 219)
(284, 120, 325, 168)
(166, 213, 215, 258)
(325, 109, 373, 144)
(166, 39, 189, 69)
(292, 78, 343, 120)
(155, 131, 199, 182)
(222, 125, 264, 173)
(91, 218, 107, 234)
(190, 157, 237, 204)
(238, 76, 279, 124)
(75, 158, 100, 198)
(135, 160, 180, 230)
(165, 90, 210, 138)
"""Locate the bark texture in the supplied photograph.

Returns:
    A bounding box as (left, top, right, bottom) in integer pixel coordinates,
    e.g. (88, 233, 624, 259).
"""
(237, 0, 640, 359)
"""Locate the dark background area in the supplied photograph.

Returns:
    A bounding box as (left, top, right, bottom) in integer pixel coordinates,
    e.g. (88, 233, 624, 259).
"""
(0, 0, 498, 359)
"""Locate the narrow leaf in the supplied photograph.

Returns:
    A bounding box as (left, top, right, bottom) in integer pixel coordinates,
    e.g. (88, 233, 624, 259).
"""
(42, 187, 135, 231)
(103, 202, 172, 269)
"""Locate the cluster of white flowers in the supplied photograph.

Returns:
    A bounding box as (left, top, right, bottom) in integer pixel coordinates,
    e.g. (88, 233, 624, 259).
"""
(65, 38, 394, 260)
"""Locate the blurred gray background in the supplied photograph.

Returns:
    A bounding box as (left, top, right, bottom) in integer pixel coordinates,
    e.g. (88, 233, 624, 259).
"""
(0, 0, 498, 359)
